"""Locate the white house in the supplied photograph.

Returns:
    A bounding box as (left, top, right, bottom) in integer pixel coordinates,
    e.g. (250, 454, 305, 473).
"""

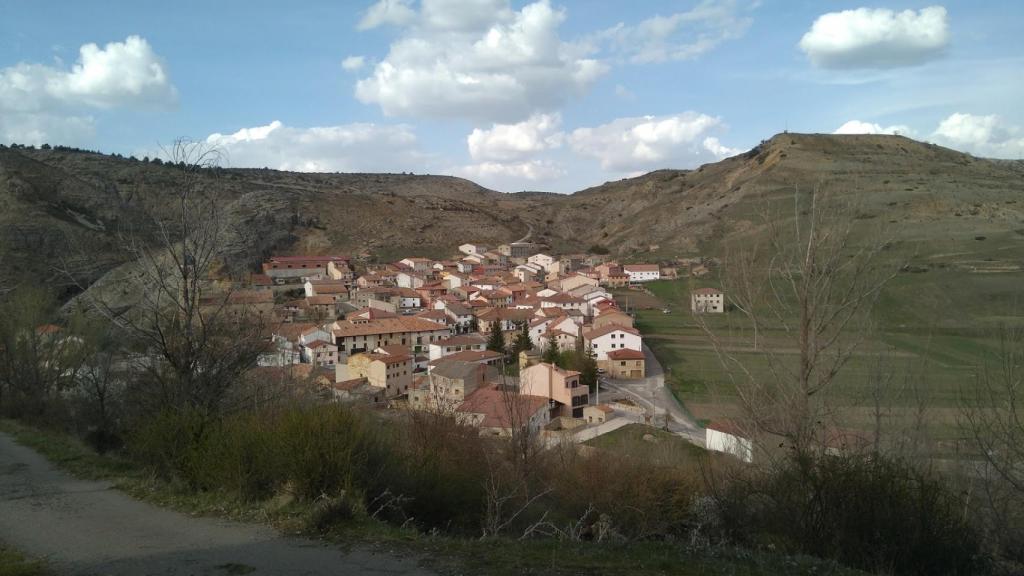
(691, 288, 725, 313)
(583, 325, 643, 361)
(527, 253, 556, 271)
(705, 421, 753, 463)
(396, 271, 426, 289)
(459, 243, 487, 256)
(428, 334, 487, 361)
(623, 264, 660, 283)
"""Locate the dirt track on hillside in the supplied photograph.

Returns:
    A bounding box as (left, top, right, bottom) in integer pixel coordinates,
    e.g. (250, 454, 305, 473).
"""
(0, 433, 434, 575)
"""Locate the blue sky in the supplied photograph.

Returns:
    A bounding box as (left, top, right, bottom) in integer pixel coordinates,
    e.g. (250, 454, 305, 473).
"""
(2, 0, 1022, 192)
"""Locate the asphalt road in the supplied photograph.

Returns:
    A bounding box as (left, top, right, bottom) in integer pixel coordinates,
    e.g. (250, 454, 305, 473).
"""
(0, 433, 434, 576)
(600, 344, 705, 445)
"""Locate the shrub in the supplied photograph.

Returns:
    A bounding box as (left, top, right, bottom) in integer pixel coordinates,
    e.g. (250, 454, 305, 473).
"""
(714, 454, 985, 576)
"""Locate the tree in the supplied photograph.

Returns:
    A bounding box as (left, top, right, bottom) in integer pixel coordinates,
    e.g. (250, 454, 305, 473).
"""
(487, 319, 506, 356)
(511, 321, 533, 358)
(71, 140, 271, 421)
(542, 337, 560, 365)
(699, 185, 895, 457)
(469, 316, 480, 333)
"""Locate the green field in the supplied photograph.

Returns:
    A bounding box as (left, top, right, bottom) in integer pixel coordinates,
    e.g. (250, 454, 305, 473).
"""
(622, 268, 1024, 444)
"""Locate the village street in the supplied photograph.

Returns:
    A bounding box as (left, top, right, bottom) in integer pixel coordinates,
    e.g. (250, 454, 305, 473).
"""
(0, 433, 433, 576)
(600, 344, 705, 445)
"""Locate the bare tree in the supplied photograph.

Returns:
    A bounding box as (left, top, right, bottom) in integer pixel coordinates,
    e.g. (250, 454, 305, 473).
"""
(72, 140, 272, 420)
(962, 326, 1024, 494)
(0, 287, 87, 419)
(698, 185, 896, 457)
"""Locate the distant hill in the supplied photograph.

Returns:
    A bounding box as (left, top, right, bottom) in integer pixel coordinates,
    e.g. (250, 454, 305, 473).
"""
(1, 134, 1022, 301)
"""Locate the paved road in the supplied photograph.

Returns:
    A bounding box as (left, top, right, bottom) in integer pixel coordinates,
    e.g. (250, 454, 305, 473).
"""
(601, 344, 705, 445)
(0, 433, 433, 576)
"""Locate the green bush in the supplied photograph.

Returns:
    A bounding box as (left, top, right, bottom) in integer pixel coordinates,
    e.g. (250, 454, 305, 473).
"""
(715, 454, 986, 576)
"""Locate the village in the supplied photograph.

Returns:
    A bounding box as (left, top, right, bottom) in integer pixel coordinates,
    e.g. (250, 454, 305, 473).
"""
(230, 241, 730, 449)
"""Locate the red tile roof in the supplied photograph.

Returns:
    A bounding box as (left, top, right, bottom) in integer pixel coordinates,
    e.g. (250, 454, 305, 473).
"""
(606, 348, 645, 360)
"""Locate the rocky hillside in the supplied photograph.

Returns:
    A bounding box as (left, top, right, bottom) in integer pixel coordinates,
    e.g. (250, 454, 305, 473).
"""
(1, 133, 1022, 296)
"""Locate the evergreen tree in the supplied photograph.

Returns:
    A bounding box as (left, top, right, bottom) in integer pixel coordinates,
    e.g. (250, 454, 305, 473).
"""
(469, 316, 480, 333)
(542, 337, 560, 365)
(512, 321, 533, 357)
(579, 350, 599, 395)
(486, 320, 505, 356)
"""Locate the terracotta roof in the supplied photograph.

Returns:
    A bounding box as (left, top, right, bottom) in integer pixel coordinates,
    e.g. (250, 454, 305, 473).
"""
(332, 317, 448, 338)
(606, 348, 645, 360)
(268, 255, 348, 263)
(583, 324, 641, 340)
(273, 323, 319, 341)
(623, 264, 659, 272)
(692, 287, 723, 295)
(304, 339, 336, 349)
(350, 308, 399, 320)
(706, 419, 750, 437)
(375, 344, 411, 357)
(429, 349, 502, 365)
(456, 385, 550, 430)
(369, 352, 411, 365)
(306, 295, 335, 305)
(433, 334, 487, 347)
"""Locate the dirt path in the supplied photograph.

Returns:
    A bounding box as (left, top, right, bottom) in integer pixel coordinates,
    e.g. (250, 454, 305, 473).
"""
(0, 433, 434, 576)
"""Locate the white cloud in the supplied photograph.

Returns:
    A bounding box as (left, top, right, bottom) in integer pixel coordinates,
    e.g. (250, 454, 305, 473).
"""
(203, 120, 425, 172)
(569, 112, 739, 172)
(931, 112, 1024, 158)
(702, 136, 741, 158)
(0, 35, 175, 144)
(354, 0, 606, 122)
(799, 6, 949, 69)
(341, 55, 366, 71)
(0, 113, 95, 147)
(467, 113, 563, 162)
(599, 0, 753, 64)
(457, 159, 565, 183)
(833, 120, 913, 136)
(358, 0, 416, 30)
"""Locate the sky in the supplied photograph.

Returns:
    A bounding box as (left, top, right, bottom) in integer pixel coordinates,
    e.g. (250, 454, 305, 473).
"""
(1, 0, 1022, 193)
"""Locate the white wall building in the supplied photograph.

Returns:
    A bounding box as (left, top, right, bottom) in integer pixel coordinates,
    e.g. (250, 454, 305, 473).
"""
(583, 325, 643, 361)
(623, 264, 661, 283)
(691, 288, 725, 313)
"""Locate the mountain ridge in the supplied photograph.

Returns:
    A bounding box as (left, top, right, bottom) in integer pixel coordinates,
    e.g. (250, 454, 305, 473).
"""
(1, 133, 1022, 297)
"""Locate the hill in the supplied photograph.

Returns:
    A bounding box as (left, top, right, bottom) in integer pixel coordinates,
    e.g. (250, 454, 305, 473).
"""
(1, 133, 1022, 298)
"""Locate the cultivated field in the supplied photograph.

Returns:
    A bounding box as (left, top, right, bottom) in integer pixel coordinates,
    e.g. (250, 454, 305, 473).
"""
(619, 266, 1024, 448)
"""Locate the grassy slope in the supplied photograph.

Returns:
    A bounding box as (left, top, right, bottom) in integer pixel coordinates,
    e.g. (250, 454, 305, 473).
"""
(0, 419, 868, 576)
(630, 269, 1019, 443)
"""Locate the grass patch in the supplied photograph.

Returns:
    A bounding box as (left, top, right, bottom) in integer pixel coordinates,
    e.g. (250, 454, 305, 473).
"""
(0, 545, 47, 576)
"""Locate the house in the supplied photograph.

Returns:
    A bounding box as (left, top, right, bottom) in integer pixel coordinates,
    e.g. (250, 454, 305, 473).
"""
(605, 348, 646, 379)
(304, 280, 349, 300)
(428, 333, 487, 361)
(476, 307, 535, 335)
(329, 377, 385, 404)
(396, 271, 426, 289)
(340, 351, 413, 398)
(409, 360, 493, 411)
(304, 295, 340, 320)
(603, 267, 630, 288)
(262, 255, 350, 281)
(583, 404, 613, 424)
(302, 339, 339, 366)
(539, 293, 586, 314)
(691, 288, 725, 313)
(623, 264, 660, 283)
(331, 317, 450, 356)
(527, 253, 556, 272)
(439, 301, 474, 333)
(583, 324, 642, 362)
(428, 348, 503, 369)
(455, 385, 551, 437)
(459, 243, 487, 256)
(705, 420, 753, 463)
(552, 273, 599, 293)
(593, 309, 634, 330)
(519, 362, 589, 419)
(399, 257, 433, 273)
